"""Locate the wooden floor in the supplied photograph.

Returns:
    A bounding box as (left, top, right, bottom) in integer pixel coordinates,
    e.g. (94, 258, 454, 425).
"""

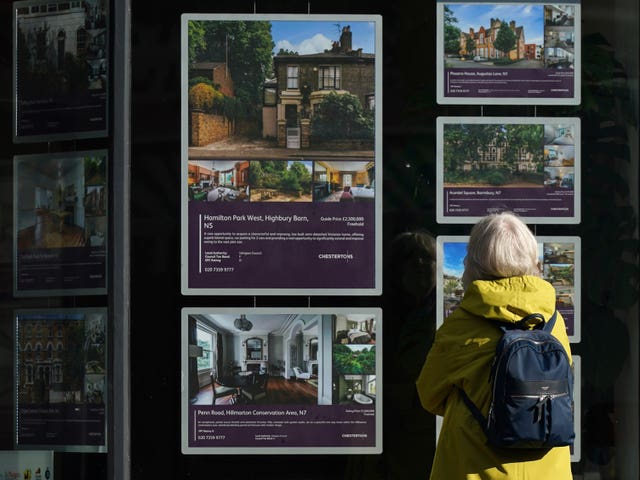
(18, 224, 85, 249)
(194, 376, 318, 406)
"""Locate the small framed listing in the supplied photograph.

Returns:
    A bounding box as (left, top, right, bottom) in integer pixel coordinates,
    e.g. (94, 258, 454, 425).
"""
(13, 0, 108, 142)
(436, 235, 581, 343)
(437, 1, 581, 105)
(437, 116, 580, 224)
(14, 308, 107, 452)
(14, 150, 108, 297)
(181, 308, 382, 454)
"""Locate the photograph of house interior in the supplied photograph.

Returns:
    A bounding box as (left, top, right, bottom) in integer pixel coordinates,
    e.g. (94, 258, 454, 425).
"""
(187, 312, 378, 407)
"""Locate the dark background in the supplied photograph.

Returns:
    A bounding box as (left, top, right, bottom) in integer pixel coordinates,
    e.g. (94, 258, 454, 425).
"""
(1, 0, 638, 479)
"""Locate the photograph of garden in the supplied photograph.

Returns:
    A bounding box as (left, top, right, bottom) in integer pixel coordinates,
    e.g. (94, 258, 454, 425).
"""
(442, 123, 545, 187)
(249, 160, 312, 202)
(333, 344, 376, 375)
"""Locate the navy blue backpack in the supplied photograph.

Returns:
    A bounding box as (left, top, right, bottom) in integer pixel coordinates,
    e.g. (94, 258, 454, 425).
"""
(458, 311, 575, 448)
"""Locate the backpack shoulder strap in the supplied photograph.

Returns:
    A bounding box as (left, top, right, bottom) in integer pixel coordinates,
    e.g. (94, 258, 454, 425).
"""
(541, 310, 558, 333)
(457, 386, 488, 431)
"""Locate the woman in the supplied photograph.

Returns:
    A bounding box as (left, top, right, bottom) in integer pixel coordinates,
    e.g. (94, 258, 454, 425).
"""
(416, 212, 572, 479)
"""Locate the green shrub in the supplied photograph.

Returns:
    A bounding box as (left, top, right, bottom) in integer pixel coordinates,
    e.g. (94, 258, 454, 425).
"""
(486, 170, 507, 185)
(189, 83, 224, 113)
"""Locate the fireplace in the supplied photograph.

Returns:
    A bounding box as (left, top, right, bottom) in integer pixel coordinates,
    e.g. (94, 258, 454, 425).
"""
(244, 360, 267, 373)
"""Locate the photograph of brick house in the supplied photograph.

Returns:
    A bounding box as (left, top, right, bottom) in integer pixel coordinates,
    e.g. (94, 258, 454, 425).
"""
(185, 18, 377, 155)
(459, 18, 526, 61)
(271, 25, 375, 149)
(442, 4, 544, 68)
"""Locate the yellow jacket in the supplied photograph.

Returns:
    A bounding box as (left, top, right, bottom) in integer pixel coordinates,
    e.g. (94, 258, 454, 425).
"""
(417, 276, 573, 479)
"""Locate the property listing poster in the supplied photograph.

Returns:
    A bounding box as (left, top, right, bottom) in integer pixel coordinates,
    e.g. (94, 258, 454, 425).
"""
(437, 117, 580, 224)
(181, 15, 382, 295)
(181, 308, 382, 454)
(436, 235, 581, 342)
(436, 1, 581, 104)
(14, 151, 108, 297)
(14, 308, 107, 452)
(13, 0, 108, 142)
(0, 450, 54, 480)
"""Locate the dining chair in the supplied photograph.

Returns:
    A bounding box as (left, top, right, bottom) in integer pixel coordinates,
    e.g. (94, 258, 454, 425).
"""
(210, 374, 237, 405)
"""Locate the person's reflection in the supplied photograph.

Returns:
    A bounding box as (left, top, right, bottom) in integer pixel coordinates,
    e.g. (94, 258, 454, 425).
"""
(385, 230, 437, 480)
(344, 230, 437, 480)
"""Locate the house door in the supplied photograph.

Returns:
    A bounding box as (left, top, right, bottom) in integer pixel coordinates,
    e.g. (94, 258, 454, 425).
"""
(343, 174, 353, 187)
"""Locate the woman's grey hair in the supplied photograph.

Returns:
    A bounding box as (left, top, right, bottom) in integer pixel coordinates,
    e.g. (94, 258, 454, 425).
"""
(462, 212, 541, 288)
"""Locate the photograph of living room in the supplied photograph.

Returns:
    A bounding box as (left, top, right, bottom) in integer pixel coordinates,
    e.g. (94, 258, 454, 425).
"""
(187, 160, 250, 202)
(187, 312, 332, 406)
(312, 160, 375, 202)
(15, 152, 107, 250)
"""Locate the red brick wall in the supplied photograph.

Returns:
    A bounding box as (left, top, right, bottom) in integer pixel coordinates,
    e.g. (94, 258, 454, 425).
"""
(190, 112, 233, 146)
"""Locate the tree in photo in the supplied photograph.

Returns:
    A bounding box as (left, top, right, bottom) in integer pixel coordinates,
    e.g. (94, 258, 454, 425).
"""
(465, 36, 476, 58)
(443, 124, 496, 180)
(443, 6, 462, 55)
(494, 20, 517, 58)
(502, 124, 544, 173)
(188, 20, 275, 118)
(333, 344, 376, 375)
(312, 92, 374, 140)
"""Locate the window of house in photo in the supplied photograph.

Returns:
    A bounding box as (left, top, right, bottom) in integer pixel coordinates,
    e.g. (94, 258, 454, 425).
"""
(319, 65, 341, 89)
(287, 65, 299, 89)
(264, 86, 276, 106)
(366, 375, 376, 395)
(196, 323, 215, 372)
(366, 93, 375, 110)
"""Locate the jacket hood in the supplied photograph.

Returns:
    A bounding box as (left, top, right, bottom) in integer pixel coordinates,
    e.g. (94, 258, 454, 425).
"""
(459, 275, 557, 325)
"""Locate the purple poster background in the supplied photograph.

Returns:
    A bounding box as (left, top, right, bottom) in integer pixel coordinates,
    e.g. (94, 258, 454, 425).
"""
(443, 186, 574, 218)
(444, 68, 574, 99)
(16, 246, 107, 292)
(188, 404, 375, 448)
(187, 201, 375, 290)
(18, 405, 105, 447)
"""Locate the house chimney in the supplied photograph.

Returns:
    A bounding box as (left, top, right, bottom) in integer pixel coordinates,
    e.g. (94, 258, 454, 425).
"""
(340, 25, 352, 52)
(510, 20, 516, 30)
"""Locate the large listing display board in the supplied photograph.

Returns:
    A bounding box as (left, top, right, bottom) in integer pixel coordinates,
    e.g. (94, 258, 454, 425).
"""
(437, 235, 581, 342)
(437, 1, 581, 104)
(437, 117, 580, 224)
(181, 308, 382, 454)
(14, 151, 108, 297)
(14, 308, 107, 452)
(13, 0, 108, 142)
(181, 15, 382, 295)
